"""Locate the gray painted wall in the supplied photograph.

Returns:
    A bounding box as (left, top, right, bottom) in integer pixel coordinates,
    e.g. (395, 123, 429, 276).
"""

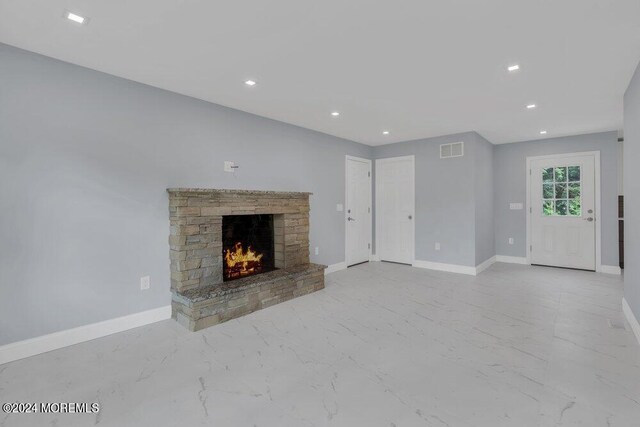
(474, 134, 495, 265)
(372, 132, 481, 267)
(0, 41, 628, 347)
(0, 44, 371, 345)
(493, 131, 620, 266)
(624, 60, 640, 320)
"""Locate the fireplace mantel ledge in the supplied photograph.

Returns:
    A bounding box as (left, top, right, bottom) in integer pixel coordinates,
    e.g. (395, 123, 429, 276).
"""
(167, 188, 312, 196)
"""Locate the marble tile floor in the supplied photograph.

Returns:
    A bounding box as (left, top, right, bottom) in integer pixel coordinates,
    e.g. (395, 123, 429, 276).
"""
(1, 262, 639, 427)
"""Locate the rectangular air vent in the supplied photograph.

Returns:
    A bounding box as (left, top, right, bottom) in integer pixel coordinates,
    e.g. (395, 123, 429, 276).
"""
(440, 142, 464, 159)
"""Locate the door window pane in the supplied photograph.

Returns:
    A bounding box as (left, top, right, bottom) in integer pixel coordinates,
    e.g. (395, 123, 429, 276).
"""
(541, 165, 581, 216)
(543, 200, 554, 216)
(569, 198, 581, 216)
(555, 183, 567, 199)
(568, 183, 580, 199)
(543, 183, 554, 199)
(555, 200, 568, 215)
(568, 166, 580, 182)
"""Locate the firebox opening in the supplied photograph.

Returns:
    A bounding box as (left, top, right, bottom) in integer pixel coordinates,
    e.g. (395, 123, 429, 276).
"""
(222, 214, 275, 281)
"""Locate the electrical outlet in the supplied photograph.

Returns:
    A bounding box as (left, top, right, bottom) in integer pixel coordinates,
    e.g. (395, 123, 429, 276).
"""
(140, 276, 150, 290)
(315, 247, 319, 255)
(508, 238, 514, 245)
(435, 242, 441, 251)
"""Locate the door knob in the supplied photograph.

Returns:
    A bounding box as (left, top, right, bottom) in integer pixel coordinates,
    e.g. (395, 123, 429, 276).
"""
(585, 217, 594, 222)
(347, 217, 355, 221)
(408, 215, 413, 220)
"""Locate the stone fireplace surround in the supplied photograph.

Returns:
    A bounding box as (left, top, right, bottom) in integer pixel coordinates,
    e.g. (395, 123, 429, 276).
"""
(168, 188, 326, 331)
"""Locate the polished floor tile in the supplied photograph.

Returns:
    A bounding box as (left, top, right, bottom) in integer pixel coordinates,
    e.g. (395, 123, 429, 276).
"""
(1, 262, 639, 426)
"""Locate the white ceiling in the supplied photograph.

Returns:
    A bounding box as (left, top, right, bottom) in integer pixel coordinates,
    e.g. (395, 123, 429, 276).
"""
(1, 0, 640, 145)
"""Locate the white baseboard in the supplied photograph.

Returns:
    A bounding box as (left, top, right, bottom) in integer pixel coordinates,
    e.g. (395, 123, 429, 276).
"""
(412, 260, 478, 276)
(599, 265, 622, 275)
(325, 261, 347, 275)
(0, 305, 172, 366)
(495, 255, 529, 265)
(413, 256, 497, 276)
(475, 256, 497, 274)
(494, 256, 620, 274)
(622, 297, 640, 345)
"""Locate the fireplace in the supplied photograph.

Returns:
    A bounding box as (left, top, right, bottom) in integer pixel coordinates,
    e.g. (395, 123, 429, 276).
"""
(168, 188, 326, 332)
(222, 214, 275, 281)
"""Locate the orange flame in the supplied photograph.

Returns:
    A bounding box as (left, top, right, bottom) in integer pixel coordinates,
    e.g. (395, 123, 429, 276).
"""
(224, 242, 264, 279)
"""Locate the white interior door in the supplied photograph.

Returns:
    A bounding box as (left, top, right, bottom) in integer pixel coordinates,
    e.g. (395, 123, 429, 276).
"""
(376, 156, 415, 264)
(530, 154, 596, 270)
(345, 156, 372, 266)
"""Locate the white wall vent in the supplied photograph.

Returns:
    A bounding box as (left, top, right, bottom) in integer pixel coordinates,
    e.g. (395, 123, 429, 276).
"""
(440, 142, 464, 159)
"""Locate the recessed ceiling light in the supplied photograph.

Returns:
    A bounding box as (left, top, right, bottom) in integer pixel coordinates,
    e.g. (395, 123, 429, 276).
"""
(244, 80, 256, 86)
(507, 64, 520, 72)
(66, 12, 86, 24)
(540, 130, 547, 135)
(331, 112, 340, 117)
(526, 104, 537, 109)
(383, 131, 390, 135)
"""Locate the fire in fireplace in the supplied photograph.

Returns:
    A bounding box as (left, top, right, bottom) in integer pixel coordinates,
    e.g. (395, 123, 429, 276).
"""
(224, 242, 264, 279)
(222, 214, 275, 281)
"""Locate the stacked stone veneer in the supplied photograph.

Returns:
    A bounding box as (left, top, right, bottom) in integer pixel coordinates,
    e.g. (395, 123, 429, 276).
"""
(167, 188, 326, 331)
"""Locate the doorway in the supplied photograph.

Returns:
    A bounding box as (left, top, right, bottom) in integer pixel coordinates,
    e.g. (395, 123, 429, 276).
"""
(527, 152, 600, 271)
(345, 156, 372, 266)
(375, 156, 415, 264)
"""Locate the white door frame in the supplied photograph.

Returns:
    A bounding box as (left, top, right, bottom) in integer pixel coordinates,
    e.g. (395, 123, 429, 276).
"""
(375, 155, 415, 264)
(345, 155, 372, 264)
(525, 151, 602, 271)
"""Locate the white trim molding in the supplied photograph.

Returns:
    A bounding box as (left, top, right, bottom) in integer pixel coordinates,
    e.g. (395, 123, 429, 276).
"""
(325, 261, 347, 275)
(622, 298, 640, 345)
(0, 305, 172, 365)
(413, 260, 477, 275)
(600, 265, 622, 275)
(475, 256, 497, 274)
(495, 255, 529, 264)
(412, 259, 496, 276)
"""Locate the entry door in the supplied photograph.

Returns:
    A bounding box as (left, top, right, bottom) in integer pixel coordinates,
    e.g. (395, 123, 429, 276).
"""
(530, 154, 596, 270)
(345, 156, 372, 266)
(376, 156, 415, 264)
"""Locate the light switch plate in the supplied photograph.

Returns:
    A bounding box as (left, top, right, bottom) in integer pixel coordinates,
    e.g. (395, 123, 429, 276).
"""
(140, 276, 150, 290)
(435, 242, 441, 251)
(508, 238, 514, 245)
(336, 204, 344, 212)
(224, 161, 236, 172)
(510, 203, 524, 210)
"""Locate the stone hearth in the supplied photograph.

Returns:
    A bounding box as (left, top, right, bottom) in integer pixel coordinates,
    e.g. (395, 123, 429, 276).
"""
(167, 188, 326, 331)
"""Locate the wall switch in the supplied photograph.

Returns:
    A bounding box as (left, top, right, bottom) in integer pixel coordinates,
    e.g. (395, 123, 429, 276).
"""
(509, 203, 524, 210)
(336, 204, 344, 212)
(224, 161, 236, 172)
(315, 247, 319, 255)
(508, 238, 514, 245)
(435, 242, 441, 251)
(140, 276, 150, 290)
